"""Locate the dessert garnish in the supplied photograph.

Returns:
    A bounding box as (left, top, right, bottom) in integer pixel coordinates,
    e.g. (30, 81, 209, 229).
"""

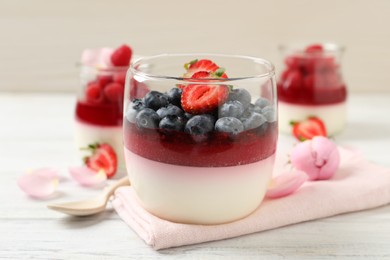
(266, 136, 340, 199)
(82, 143, 118, 178)
(290, 116, 327, 141)
(290, 136, 340, 181)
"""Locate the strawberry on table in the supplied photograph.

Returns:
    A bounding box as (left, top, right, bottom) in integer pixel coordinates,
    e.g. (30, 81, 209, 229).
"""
(290, 117, 327, 141)
(83, 143, 117, 178)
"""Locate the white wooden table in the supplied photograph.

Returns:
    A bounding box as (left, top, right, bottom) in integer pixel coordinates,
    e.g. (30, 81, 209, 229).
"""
(1, 92, 390, 259)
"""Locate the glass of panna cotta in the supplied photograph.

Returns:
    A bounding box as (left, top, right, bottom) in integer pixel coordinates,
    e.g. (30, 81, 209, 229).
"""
(123, 54, 278, 224)
(74, 61, 128, 176)
(277, 43, 347, 135)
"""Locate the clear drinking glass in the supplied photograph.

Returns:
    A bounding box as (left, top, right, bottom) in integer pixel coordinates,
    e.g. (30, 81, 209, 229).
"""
(123, 54, 278, 224)
(277, 43, 347, 135)
(74, 65, 128, 177)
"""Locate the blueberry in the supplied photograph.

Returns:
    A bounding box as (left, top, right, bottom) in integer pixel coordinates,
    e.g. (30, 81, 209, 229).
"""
(185, 114, 215, 136)
(246, 103, 263, 114)
(215, 117, 244, 135)
(241, 112, 267, 131)
(136, 108, 160, 129)
(184, 112, 193, 120)
(261, 106, 277, 122)
(228, 88, 251, 109)
(156, 104, 184, 118)
(219, 100, 245, 118)
(159, 115, 186, 132)
(166, 88, 182, 107)
(254, 97, 271, 109)
(125, 99, 145, 123)
(143, 91, 169, 110)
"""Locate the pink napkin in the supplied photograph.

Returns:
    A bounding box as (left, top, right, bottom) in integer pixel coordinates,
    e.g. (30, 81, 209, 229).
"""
(112, 147, 390, 250)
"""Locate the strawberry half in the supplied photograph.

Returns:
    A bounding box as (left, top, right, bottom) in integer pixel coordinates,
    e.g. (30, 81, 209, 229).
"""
(111, 44, 132, 67)
(183, 59, 227, 78)
(181, 84, 229, 114)
(290, 117, 327, 141)
(83, 143, 117, 178)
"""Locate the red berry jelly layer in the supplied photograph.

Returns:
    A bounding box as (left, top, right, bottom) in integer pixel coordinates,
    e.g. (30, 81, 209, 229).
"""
(277, 83, 347, 105)
(124, 121, 278, 167)
(75, 101, 123, 126)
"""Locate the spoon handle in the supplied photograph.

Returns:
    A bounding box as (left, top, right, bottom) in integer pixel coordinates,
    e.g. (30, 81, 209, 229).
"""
(103, 176, 131, 198)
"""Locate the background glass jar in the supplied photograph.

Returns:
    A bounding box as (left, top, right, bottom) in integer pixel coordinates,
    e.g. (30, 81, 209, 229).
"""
(124, 54, 278, 224)
(277, 43, 347, 135)
(74, 65, 128, 178)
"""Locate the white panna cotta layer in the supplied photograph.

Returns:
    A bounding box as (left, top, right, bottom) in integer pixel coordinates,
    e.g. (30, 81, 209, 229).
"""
(278, 101, 347, 136)
(125, 149, 275, 225)
(74, 120, 125, 177)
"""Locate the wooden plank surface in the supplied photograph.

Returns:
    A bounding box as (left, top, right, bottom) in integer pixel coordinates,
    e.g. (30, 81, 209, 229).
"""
(0, 93, 390, 259)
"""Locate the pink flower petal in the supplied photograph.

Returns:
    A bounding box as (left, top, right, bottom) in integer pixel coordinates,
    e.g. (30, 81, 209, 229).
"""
(69, 166, 107, 187)
(29, 167, 59, 179)
(17, 170, 59, 199)
(266, 170, 308, 199)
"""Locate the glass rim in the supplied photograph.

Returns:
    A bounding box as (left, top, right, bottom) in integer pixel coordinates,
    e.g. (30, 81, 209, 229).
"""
(76, 62, 129, 71)
(130, 53, 275, 81)
(278, 42, 346, 53)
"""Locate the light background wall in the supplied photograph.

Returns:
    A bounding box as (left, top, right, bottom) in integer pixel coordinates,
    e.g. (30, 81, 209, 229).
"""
(1, 0, 389, 93)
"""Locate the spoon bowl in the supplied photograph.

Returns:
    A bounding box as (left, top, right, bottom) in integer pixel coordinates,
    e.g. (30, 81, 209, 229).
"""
(47, 176, 130, 216)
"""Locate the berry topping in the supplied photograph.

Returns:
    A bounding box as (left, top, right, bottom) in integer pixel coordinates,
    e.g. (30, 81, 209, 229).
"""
(291, 117, 327, 141)
(228, 88, 252, 109)
(159, 115, 186, 132)
(241, 112, 267, 131)
(215, 117, 244, 135)
(166, 88, 183, 107)
(156, 104, 184, 118)
(136, 108, 160, 129)
(185, 114, 215, 136)
(305, 44, 324, 53)
(219, 100, 245, 118)
(143, 91, 169, 111)
(181, 84, 229, 114)
(183, 59, 218, 77)
(111, 44, 132, 67)
(97, 75, 113, 87)
(86, 82, 104, 104)
(254, 97, 271, 109)
(261, 106, 277, 122)
(103, 82, 124, 103)
(83, 143, 117, 178)
(125, 99, 145, 123)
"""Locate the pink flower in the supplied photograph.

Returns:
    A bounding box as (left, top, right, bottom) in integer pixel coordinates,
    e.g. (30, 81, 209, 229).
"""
(290, 136, 340, 180)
